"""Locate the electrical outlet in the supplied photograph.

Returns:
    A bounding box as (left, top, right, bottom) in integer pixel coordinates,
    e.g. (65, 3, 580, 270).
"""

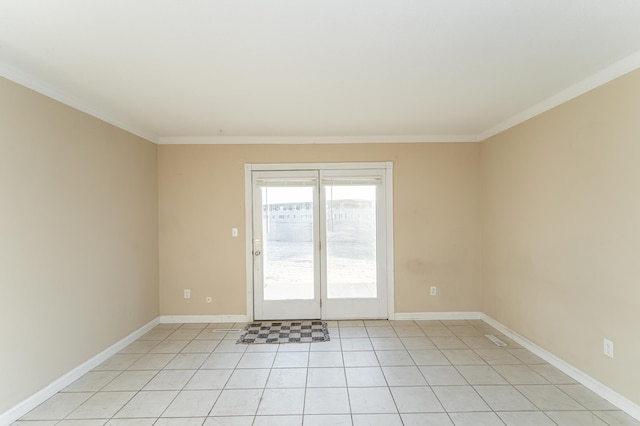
(232, 228, 238, 237)
(430, 286, 437, 296)
(184, 289, 191, 299)
(603, 338, 614, 358)
(206, 296, 212, 303)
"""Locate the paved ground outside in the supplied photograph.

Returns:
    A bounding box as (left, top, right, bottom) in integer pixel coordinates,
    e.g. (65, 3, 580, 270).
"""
(263, 240, 377, 300)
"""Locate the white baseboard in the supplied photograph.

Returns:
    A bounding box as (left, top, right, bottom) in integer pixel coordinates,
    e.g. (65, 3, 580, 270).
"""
(159, 314, 248, 324)
(482, 314, 640, 422)
(394, 311, 482, 321)
(0, 317, 159, 426)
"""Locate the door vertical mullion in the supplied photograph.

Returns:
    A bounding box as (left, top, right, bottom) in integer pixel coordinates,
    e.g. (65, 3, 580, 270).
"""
(318, 171, 327, 317)
(313, 170, 322, 315)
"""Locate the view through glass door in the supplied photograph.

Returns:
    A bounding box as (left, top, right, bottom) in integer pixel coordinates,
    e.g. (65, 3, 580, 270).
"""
(251, 166, 389, 320)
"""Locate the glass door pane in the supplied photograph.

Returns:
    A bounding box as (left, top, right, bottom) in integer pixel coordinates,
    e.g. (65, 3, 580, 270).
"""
(325, 185, 377, 298)
(252, 170, 321, 320)
(262, 186, 314, 300)
(320, 169, 387, 320)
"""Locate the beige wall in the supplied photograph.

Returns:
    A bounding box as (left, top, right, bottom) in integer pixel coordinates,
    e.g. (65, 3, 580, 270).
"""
(158, 143, 482, 316)
(0, 77, 159, 413)
(481, 69, 640, 405)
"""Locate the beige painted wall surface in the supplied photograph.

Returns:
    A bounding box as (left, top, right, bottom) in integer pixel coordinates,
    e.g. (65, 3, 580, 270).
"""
(158, 143, 482, 316)
(481, 69, 640, 405)
(0, 77, 159, 413)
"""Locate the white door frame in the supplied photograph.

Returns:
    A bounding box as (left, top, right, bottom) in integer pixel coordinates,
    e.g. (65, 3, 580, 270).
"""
(244, 162, 395, 321)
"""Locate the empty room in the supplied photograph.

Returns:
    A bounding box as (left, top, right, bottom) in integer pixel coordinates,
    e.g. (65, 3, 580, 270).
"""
(1, 1, 639, 425)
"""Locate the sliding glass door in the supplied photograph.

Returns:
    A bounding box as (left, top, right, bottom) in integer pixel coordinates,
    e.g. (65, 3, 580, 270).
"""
(251, 166, 389, 320)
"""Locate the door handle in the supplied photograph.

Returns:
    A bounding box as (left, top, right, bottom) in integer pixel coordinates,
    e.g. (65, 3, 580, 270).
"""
(254, 250, 261, 256)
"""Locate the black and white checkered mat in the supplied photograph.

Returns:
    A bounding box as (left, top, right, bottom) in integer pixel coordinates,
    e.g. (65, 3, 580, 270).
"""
(237, 321, 330, 344)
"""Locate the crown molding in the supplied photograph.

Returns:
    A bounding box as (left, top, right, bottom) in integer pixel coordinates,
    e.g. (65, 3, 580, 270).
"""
(479, 49, 640, 141)
(0, 60, 159, 143)
(158, 134, 482, 145)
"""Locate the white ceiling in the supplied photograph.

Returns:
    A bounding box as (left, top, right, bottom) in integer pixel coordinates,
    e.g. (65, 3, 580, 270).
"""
(1, 1, 640, 144)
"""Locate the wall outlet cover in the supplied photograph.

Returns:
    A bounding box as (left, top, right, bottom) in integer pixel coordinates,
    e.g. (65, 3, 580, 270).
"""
(603, 338, 614, 358)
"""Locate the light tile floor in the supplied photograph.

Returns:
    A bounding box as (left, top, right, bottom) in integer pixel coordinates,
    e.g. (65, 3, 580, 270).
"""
(13, 320, 640, 426)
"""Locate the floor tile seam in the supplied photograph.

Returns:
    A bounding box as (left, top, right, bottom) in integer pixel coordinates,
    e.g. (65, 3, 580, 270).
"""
(406, 347, 451, 367)
(343, 384, 354, 418)
(179, 345, 221, 355)
(197, 387, 223, 420)
(299, 366, 311, 418)
(150, 369, 198, 393)
(446, 383, 495, 414)
(123, 338, 164, 354)
(450, 363, 499, 387)
(514, 384, 591, 412)
(418, 383, 451, 419)
(347, 384, 400, 415)
(338, 345, 350, 389)
(440, 348, 489, 367)
(471, 383, 541, 414)
(421, 364, 470, 387)
(552, 383, 599, 411)
(470, 347, 525, 365)
(387, 385, 441, 416)
(61, 371, 122, 394)
(63, 386, 140, 422)
(258, 355, 281, 392)
(490, 364, 552, 387)
(127, 351, 182, 372)
(110, 387, 216, 421)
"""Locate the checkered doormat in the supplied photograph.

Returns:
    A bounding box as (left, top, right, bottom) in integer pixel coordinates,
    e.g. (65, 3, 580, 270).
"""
(237, 321, 330, 344)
